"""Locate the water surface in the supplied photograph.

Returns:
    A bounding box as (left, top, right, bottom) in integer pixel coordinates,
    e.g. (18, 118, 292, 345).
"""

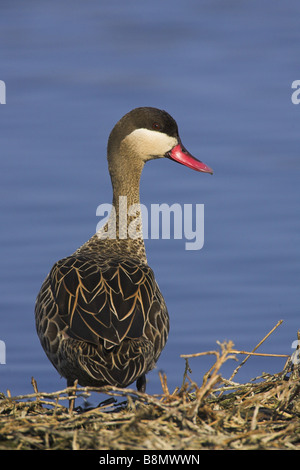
(0, 1, 299, 400)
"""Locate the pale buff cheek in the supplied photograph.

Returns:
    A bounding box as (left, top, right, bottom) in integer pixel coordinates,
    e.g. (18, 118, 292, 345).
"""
(121, 128, 178, 160)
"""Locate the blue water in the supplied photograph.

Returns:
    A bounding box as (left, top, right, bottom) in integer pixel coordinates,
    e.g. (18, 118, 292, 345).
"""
(1, 1, 299, 401)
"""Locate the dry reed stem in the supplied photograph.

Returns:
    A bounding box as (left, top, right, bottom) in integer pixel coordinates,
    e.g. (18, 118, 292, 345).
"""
(229, 319, 284, 380)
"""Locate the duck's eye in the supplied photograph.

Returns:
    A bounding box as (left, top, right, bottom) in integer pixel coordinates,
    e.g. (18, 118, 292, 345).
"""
(152, 122, 162, 131)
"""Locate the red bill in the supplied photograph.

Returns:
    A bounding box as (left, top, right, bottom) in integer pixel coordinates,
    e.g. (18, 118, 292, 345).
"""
(167, 143, 213, 174)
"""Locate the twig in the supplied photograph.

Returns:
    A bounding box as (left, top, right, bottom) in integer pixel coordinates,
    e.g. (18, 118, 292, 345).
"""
(31, 377, 40, 405)
(229, 320, 284, 381)
(180, 358, 192, 392)
(188, 341, 236, 420)
(180, 350, 222, 358)
(231, 350, 289, 358)
(159, 371, 170, 396)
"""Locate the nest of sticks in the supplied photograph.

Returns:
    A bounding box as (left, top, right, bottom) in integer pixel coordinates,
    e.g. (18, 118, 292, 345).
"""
(1, 321, 299, 450)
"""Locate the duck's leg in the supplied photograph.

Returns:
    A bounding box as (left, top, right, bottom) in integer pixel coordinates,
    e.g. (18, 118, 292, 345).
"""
(67, 378, 77, 412)
(136, 374, 146, 393)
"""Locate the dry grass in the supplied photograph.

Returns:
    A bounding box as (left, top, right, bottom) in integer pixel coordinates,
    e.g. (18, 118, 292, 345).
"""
(1, 324, 300, 450)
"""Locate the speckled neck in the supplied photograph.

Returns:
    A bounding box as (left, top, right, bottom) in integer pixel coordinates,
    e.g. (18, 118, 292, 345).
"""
(77, 153, 147, 264)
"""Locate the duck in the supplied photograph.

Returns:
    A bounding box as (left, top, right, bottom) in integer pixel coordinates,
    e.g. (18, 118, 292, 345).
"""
(35, 107, 213, 394)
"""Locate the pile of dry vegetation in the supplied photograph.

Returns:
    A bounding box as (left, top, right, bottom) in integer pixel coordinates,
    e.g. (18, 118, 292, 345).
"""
(1, 322, 299, 450)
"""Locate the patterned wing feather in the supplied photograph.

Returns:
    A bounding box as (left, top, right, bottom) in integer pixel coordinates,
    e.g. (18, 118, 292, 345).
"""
(49, 256, 155, 348)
